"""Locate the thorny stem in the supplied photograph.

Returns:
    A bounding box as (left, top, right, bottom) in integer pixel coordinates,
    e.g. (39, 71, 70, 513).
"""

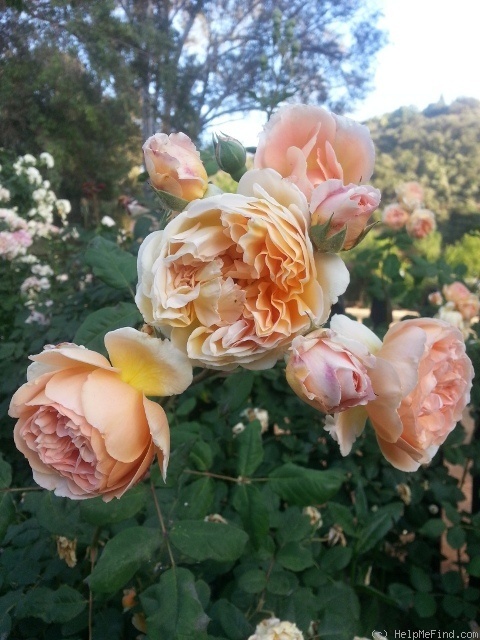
(0, 486, 42, 492)
(88, 527, 101, 640)
(150, 481, 176, 570)
(184, 469, 270, 483)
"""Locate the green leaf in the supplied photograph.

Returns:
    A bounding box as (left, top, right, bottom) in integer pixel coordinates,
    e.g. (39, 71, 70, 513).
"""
(141, 567, 209, 640)
(80, 484, 147, 526)
(170, 520, 248, 563)
(36, 492, 82, 538)
(409, 565, 432, 592)
(88, 527, 161, 594)
(467, 555, 480, 577)
(316, 582, 360, 638)
(442, 594, 464, 618)
(383, 253, 402, 279)
(355, 502, 403, 554)
(0, 494, 15, 543)
(219, 371, 254, 414)
(176, 478, 215, 520)
(238, 569, 267, 593)
(418, 518, 446, 538)
(269, 464, 344, 507)
(235, 422, 264, 476)
(151, 187, 189, 213)
(277, 542, 314, 572)
(16, 585, 86, 623)
(441, 571, 464, 594)
(188, 440, 213, 471)
(85, 236, 137, 290)
(209, 599, 253, 640)
(73, 302, 142, 354)
(266, 568, 299, 595)
(232, 485, 269, 550)
(446, 525, 466, 549)
(0, 454, 12, 489)
(320, 546, 353, 573)
(413, 591, 436, 618)
(388, 583, 414, 610)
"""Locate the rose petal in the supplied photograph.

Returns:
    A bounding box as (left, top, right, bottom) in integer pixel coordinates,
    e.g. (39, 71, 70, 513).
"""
(82, 369, 150, 463)
(104, 327, 193, 397)
(143, 397, 170, 480)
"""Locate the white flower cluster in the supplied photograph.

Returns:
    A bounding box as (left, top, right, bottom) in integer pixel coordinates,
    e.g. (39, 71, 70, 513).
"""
(248, 618, 304, 640)
(11, 152, 71, 234)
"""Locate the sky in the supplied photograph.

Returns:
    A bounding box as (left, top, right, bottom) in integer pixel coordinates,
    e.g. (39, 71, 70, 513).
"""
(211, 0, 480, 145)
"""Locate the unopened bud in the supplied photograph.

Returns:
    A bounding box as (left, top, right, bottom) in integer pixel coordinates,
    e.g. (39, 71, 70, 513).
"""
(212, 132, 247, 182)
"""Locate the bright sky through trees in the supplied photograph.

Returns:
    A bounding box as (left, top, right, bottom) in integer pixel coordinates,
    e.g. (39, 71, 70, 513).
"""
(213, 0, 479, 145)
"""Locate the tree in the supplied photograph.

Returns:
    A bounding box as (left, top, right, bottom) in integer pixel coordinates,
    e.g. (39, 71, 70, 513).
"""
(1, 0, 385, 143)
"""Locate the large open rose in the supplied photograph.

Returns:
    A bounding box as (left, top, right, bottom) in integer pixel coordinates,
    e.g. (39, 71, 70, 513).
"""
(9, 328, 193, 500)
(136, 169, 349, 370)
(254, 104, 375, 199)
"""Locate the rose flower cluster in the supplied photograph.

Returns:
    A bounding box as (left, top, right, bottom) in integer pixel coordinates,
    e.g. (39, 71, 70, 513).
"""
(9, 104, 474, 500)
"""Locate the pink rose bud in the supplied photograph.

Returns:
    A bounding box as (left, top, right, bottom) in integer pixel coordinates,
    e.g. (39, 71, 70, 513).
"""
(406, 208, 436, 239)
(143, 132, 208, 202)
(254, 104, 375, 199)
(428, 291, 443, 306)
(286, 329, 376, 414)
(310, 179, 381, 250)
(381, 203, 410, 231)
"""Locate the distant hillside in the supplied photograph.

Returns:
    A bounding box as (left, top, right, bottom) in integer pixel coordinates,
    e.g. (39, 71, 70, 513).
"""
(366, 97, 480, 243)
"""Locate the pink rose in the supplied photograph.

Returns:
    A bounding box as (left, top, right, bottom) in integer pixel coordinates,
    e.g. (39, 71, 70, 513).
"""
(442, 281, 472, 304)
(306, 316, 473, 471)
(395, 181, 424, 211)
(428, 291, 443, 306)
(143, 132, 208, 202)
(254, 104, 375, 199)
(286, 326, 376, 414)
(456, 294, 480, 322)
(310, 179, 381, 250)
(406, 208, 436, 239)
(370, 318, 474, 470)
(9, 328, 193, 500)
(381, 203, 410, 231)
(136, 169, 349, 370)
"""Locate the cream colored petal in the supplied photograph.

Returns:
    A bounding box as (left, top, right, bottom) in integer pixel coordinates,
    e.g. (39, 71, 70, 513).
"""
(30, 346, 112, 374)
(82, 369, 150, 463)
(330, 314, 382, 354)
(325, 406, 367, 456)
(314, 253, 350, 324)
(104, 327, 193, 397)
(143, 397, 170, 481)
(237, 169, 309, 221)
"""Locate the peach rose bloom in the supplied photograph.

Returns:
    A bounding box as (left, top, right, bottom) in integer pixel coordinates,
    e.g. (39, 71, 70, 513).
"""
(310, 179, 381, 249)
(395, 181, 424, 211)
(136, 169, 349, 370)
(9, 328, 193, 500)
(143, 132, 208, 202)
(456, 294, 480, 322)
(286, 326, 376, 414)
(405, 208, 436, 239)
(254, 104, 375, 199)
(381, 203, 409, 231)
(324, 316, 473, 471)
(442, 281, 471, 304)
